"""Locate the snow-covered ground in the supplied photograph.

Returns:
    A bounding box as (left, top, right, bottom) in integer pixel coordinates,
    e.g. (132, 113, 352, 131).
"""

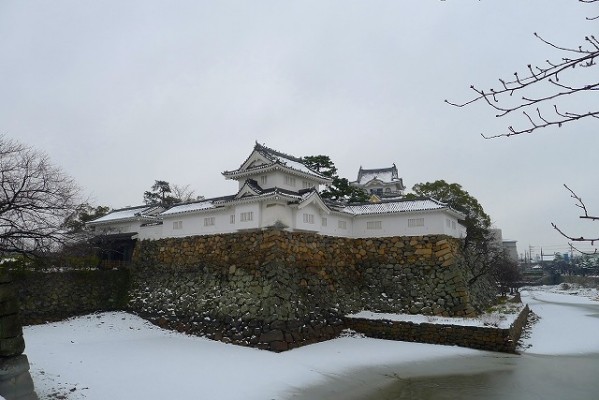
(519, 284, 599, 355)
(22, 284, 599, 400)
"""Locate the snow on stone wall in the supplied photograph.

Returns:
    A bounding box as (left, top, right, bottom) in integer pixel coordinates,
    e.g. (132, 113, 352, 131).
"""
(127, 228, 497, 351)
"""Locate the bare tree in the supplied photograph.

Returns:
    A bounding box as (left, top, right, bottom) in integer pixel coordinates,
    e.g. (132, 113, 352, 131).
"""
(171, 184, 200, 203)
(0, 136, 80, 256)
(552, 184, 599, 254)
(447, 0, 599, 138)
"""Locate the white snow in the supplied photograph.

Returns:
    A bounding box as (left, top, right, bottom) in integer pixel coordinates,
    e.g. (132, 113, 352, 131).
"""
(519, 286, 599, 355)
(342, 198, 447, 215)
(22, 284, 599, 400)
(160, 200, 216, 216)
(348, 304, 522, 328)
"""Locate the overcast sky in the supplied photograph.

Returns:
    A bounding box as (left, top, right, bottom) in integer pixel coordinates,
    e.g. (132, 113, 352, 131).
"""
(2, 0, 597, 258)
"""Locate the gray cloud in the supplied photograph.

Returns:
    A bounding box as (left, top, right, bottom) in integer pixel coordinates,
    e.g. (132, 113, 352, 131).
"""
(1, 0, 597, 256)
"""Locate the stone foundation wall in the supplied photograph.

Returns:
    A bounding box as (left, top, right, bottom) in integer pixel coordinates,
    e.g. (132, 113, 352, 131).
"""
(12, 229, 499, 353)
(127, 229, 497, 351)
(0, 270, 38, 400)
(345, 305, 530, 353)
(12, 269, 129, 325)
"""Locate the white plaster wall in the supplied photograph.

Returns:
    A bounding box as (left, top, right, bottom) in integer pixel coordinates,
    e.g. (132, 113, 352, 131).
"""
(350, 212, 464, 239)
(240, 170, 321, 192)
(316, 213, 353, 237)
(352, 215, 398, 238)
(161, 209, 231, 238)
(439, 215, 466, 238)
(294, 203, 322, 233)
(232, 203, 261, 231)
(261, 201, 293, 228)
(91, 221, 136, 235)
(137, 223, 164, 240)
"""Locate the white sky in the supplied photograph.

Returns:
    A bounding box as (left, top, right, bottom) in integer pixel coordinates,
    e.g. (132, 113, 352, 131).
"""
(2, 0, 598, 257)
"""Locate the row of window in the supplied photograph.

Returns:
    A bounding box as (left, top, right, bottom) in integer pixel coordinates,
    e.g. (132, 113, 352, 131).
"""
(302, 213, 381, 230)
(257, 175, 314, 189)
(172, 211, 255, 230)
(174, 215, 433, 231)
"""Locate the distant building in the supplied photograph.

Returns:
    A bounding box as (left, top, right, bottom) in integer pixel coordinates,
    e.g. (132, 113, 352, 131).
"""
(502, 240, 519, 262)
(489, 229, 519, 262)
(350, 164, 405, 199)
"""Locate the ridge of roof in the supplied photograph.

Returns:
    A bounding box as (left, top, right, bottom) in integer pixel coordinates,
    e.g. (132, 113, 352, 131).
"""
(160, 194, 237, 216)
(87, 204, 162, 224)
(224, 142, 332, 181)
(245, 178, 264, 194)
(356, 164, 399, 181)
(338, 197, 465, 217)
(254, 142, 304, 164)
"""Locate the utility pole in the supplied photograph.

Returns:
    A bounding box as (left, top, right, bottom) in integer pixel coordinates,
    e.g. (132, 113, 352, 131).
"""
(529, 245, 534, 263)
(541, 247, 544, 265)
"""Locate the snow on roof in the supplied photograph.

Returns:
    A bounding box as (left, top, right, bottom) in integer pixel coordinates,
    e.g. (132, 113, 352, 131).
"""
(356, 165, 399, 185)
(161, 200, 219, 216)
(256, 143, 318, 175)
(88, 206, 159, 224)
(224, 143, 332, 181)
(340, 198, 460, 216)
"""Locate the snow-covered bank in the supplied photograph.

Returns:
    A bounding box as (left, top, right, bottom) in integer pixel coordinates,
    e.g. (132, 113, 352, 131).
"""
(23, 313, 479, 400)
(520, 286, 599, 355)
(347, 299, 523, 329)
(22, 284, 599, 400)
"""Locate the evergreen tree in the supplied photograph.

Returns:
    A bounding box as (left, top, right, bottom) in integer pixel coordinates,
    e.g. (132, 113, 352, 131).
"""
(407, 180, 491, 245)
(144, 180, 180, 207)
(63, 203, 111, 233)
(407, 179, 499, 290)
(303, 155, 368, 202)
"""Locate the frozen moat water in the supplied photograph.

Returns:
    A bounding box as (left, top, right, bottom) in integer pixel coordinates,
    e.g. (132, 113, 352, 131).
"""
(291, 291, 599, 400)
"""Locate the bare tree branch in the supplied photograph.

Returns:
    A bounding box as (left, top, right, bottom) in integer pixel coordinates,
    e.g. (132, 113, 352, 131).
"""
(0, 136, 80, 256)
(568, 243, 598, 256)
(552, 185, 599, 247)
(446, 1, 599, 137)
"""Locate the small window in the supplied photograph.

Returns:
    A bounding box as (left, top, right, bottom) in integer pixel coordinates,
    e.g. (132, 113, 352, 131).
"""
(173, 221, 183, 230)
(367, 221, 382, 230)
(260, 175, 267, 185)
(302, 180, 312, 189)
(322, 217, 328, 227)
(230, 214, 235, 224)
(204, 217, 215, 226)
(284, 176, 296, 187)
(446, 218, 451, 228)
(338, 220, 347, 229)
(303, 213, 314, 224)
(452, 221, 456, 230)
(240, 211, 254, 222)
(408, 218, 424, 228)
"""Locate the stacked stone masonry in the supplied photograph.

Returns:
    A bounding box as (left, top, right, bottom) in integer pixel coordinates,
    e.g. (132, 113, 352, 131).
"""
(0, 270, 38, 400)
(12, 229, 506, 353)
(128, 229, 497, 352)
(345, 305, 530, 353)
(13, 270, 129, 325)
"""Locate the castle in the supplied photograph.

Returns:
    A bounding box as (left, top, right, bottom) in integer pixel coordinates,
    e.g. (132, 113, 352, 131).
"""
(88, 143, 465, 248)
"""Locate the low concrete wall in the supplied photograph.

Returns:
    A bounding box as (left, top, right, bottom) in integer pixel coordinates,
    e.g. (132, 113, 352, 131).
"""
(345, 305, 530, 353)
